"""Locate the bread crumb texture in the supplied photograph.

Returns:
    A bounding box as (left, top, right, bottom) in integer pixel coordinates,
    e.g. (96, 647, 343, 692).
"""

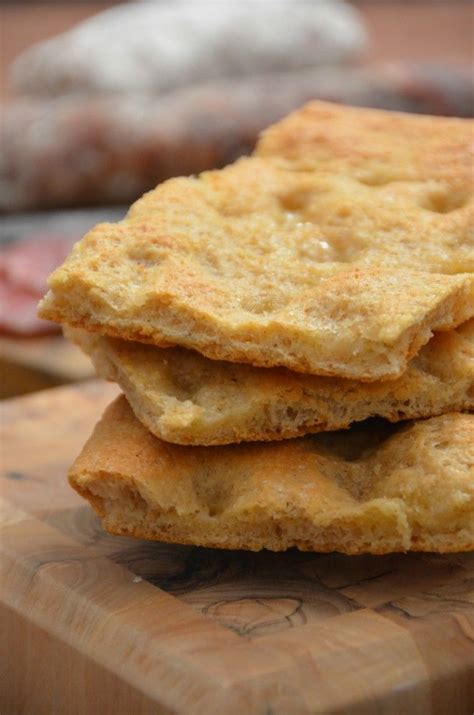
(40, 102, 474, 380)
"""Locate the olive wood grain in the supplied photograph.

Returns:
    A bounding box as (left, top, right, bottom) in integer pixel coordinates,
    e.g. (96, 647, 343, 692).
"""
(1, 381, 473, 714)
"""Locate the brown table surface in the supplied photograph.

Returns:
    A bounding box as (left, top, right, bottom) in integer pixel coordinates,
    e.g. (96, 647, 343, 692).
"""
(1, 1, 473, 98)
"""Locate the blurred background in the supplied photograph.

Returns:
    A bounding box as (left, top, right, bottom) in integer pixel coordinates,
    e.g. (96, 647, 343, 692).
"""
(1, 0, 473, 397)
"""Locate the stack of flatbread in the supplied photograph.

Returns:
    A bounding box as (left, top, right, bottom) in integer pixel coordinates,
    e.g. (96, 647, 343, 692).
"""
(39, 102, 474, 554)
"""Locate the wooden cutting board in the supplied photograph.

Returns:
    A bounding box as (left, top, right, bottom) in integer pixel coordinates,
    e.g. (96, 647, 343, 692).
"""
(0, 335, 94, 398)
(2, 381, 473, 715)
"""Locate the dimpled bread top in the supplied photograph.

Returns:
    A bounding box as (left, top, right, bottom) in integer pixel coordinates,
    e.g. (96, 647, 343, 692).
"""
(39, 102, 474, 380)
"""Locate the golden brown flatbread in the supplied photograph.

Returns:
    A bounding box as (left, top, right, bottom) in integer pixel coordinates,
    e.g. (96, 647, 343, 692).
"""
(69, 397, 474, 554)
(68, 321, 474, 445)
(39, 102, 474, 381)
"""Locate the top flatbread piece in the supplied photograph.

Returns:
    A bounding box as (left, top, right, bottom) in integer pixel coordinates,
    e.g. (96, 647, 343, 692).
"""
(39, 102, 474, 380)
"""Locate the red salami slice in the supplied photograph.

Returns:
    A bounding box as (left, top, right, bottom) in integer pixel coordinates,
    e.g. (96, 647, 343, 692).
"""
(0, 235, 77, 335)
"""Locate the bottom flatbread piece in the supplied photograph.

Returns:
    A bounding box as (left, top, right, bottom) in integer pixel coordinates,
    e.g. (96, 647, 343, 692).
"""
(69, 397, 474, 555)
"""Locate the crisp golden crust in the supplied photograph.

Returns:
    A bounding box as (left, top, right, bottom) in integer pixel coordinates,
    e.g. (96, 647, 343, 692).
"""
(68, 321, 474, 445)
(39, 102, 474, 381)
(69, 398, 474, 554)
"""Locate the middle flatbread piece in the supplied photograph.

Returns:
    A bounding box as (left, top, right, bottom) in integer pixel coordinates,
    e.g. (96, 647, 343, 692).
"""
(69, 321, 473, 445)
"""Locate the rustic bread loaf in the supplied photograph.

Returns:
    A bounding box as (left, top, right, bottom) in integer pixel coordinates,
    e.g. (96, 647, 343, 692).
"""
(9, 1, 365, 96)
(3, 64, 472, 212)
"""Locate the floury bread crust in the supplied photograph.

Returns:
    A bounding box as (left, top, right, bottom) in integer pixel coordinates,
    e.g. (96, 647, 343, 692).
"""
(39, 102, 474, 381)
(68, 322, 474, 445)
(69, 398, 474, 554)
